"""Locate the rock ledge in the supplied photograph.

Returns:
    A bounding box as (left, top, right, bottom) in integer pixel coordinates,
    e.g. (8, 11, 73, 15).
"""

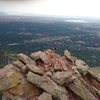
(0, 49, 100, 100)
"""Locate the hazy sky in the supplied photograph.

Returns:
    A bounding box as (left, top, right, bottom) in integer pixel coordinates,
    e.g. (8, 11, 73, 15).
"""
(0, 0, 100, 17)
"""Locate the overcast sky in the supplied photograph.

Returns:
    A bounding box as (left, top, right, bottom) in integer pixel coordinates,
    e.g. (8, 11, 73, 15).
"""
(0, 0, 100, 18)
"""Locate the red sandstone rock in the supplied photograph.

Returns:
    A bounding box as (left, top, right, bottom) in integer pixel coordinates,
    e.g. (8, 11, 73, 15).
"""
(0, 49, 99, 100)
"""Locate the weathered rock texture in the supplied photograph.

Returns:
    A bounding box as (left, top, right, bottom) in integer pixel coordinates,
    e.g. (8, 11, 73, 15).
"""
(0, 49, 100, 100)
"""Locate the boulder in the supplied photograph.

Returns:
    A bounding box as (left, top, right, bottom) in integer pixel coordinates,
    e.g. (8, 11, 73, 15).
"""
(38, 92, 52, 100)
(75, 59, 89, 73)
(18, 53, 44, 74)
(27, 71, 70, 100)
(0, 64, 21, 91)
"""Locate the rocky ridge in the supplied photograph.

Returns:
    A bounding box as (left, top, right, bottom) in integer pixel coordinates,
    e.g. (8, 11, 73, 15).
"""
(0, 49, 100, 100)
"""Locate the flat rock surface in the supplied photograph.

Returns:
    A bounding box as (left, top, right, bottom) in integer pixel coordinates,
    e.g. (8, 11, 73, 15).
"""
(88, 67, 100, 75)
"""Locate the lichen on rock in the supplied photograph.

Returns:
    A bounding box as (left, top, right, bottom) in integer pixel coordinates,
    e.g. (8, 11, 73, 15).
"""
(0, 49, 100, 100)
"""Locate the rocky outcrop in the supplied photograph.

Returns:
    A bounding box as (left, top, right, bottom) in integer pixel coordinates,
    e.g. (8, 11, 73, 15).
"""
(0, 49, 100, 100)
